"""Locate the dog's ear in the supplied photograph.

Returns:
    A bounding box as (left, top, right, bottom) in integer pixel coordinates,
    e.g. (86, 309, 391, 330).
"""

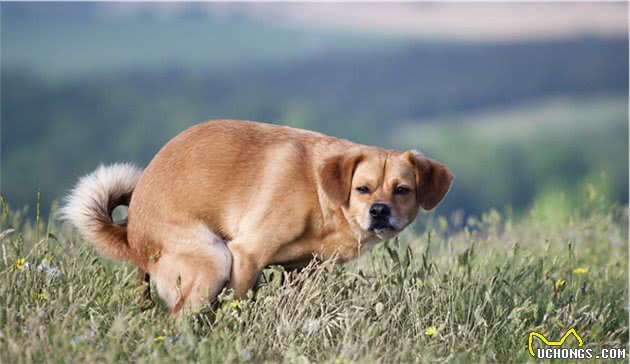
(404, 150, 454, 211)
(318, 152, 363, 208)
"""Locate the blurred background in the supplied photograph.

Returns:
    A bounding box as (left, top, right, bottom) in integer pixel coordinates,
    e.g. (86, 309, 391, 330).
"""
(1, 2, 628, 225)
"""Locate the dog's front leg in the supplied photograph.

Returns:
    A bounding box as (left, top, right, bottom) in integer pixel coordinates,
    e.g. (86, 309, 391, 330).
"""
(227, 242, 266, 299)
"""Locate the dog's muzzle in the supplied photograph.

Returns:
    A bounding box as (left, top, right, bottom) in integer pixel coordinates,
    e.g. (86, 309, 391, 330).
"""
(368, 203, 397, 232)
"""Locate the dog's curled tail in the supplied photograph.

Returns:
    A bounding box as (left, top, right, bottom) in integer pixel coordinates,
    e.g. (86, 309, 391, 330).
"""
(60, 163, 143, 262)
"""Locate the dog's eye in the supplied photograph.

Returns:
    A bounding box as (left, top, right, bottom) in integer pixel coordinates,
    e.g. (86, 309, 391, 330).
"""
(395, 186, 410, 195)
(356, 186, 370, 194)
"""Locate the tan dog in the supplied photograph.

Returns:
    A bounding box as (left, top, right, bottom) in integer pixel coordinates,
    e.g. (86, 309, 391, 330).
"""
(62, 120, 453, 315)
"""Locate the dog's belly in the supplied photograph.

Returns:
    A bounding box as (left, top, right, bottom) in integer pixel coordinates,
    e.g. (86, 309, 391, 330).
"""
(278, 256, 320, 271)
(268, 229, 366, 268)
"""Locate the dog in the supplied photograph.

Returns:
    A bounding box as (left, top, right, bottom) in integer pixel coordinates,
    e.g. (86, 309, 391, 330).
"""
(61, 120, 453, 316)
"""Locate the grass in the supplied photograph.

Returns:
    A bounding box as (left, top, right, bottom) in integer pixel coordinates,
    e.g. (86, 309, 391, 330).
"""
(0, 195, 627, 363)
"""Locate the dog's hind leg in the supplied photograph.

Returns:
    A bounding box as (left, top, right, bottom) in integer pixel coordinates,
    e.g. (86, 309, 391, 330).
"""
(150, 224, 232, 317)
(168, 250, 231, 317)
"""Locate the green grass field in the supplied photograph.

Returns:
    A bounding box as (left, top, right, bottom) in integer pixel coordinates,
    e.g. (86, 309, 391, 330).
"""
(0, 193, 627, 363)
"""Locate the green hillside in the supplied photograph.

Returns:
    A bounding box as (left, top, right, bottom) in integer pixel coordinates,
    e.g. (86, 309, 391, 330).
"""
(390, 95, 629, 218)
(2, 38, 627, 220)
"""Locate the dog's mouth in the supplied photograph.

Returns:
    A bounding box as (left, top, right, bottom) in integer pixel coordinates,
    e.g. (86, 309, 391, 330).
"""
(368, 221, 397, 233)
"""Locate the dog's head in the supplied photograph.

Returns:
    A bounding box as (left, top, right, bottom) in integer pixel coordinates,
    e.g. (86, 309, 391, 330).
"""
(318, 149, 453, 240)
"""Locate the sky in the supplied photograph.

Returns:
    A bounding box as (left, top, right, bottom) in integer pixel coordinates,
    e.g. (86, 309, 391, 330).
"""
(110, 2, 629, 41)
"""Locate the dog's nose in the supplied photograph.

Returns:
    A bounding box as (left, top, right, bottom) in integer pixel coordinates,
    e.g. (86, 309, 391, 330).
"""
(369, 203, 390, 219)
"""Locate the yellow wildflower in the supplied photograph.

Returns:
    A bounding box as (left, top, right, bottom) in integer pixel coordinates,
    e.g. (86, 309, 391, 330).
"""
(555, 279, 566, 290)
(228, 300, 242, 310)
(425, 326, 437, 337)
(574, 267, 588, 275)
(154, 336, 165, 343)
(15, 258, 26, 270)
(34, 291, 49, 301)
